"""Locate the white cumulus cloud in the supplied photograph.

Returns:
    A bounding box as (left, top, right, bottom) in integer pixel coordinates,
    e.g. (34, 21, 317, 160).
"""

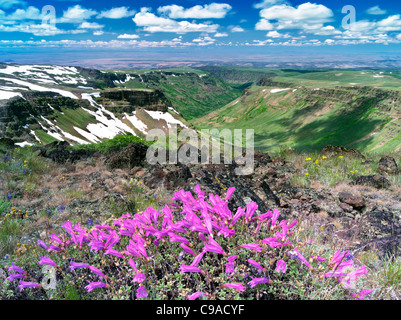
(366, 6, 387, 15)
(157, 3, 232, 19)
(59, 5, 98, 23)
(117, 33, 140, 39)
(133, 8, 220, 33)
(257, 2, 334, 30)
(97, 7, 136, 19)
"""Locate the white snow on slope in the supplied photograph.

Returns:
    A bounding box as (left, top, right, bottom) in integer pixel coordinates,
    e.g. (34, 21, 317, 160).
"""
(15, 141, 33, 147)
(124, 111, 148, 134)
(0, 90, 22, 100)
(144, 110, 188, 129)
(73, 126, 101, 143)
(30, 130, 41, 143)
(0, 77, 77, 99)
(270, 88, 290, 93)
(0, 65, 86, 85)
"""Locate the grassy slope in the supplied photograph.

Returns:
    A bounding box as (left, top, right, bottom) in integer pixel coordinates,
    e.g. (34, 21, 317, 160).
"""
(112, 68, 242, 120)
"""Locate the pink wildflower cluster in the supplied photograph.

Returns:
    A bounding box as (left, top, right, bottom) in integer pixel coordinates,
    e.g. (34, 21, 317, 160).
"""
(6, 185, 372, 300)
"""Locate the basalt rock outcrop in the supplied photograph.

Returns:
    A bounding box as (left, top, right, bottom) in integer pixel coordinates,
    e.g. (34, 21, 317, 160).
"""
(100, 89, 171, 113)
(36, 141, 93, 163)
(378, 156, 399, 175)
(105, 142, 149, 170)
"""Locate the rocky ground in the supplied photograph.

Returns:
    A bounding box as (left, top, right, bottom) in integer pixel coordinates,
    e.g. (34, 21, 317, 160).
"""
(2, 141, 401, 261)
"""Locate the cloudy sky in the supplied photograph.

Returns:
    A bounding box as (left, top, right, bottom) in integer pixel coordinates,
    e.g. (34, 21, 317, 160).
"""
(1, 0, 401, 58)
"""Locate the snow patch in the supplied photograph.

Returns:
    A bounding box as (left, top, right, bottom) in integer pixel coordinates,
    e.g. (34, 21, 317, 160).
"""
(15, 141, 33, 147)
(124, 111, 148, 134)
(144, 110, 188, 129)
(0, 90, 22, 99)
(270, 88, 290, 93)
(0, 77, 77, 99)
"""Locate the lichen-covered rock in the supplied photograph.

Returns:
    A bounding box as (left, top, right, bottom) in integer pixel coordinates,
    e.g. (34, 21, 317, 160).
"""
(378, 156, 399, 175)
(353, 210, 401, 258)
(105, 142, 148, 170)
(315, 200, 344, 217)
(351, 174, 391, 189)
(321, 145, 365, 158)
(338, 191, 365, 210)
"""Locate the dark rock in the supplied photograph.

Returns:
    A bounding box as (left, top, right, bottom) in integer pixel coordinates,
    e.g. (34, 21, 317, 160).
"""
(315, 200, 344, 217)
(0, 137, 15, 147)
(354, 210, 401, 258)
(351, 174, 391, 189)
(165, 165, 193, 190)
(338, 191, 365, 210)
(272, 157, 286, 166)
(321, 145, 365, 158)
(37, 141, 92, 163)
(105, 142, 149, 170)
(254, 152, 272, 166)
(100, 89, 171, 112)
(378, 156, 399, 175)
(340, 202, 353, 213)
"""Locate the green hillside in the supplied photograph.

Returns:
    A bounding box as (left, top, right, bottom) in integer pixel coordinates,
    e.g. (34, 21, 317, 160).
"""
(194, 70, 401, 153)
(111, 68, 242, 120)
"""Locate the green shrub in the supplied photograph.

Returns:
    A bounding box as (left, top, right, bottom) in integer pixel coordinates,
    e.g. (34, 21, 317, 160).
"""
(71, 133, 153, 154)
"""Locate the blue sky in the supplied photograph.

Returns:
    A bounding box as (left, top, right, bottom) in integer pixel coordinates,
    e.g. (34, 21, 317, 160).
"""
(1, 0, 401, 60)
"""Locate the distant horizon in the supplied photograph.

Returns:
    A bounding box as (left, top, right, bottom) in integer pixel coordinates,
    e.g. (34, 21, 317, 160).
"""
(2, 49, 401, 70)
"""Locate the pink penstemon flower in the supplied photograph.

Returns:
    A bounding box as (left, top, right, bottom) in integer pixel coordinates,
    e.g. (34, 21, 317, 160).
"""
(245, 202, 258, 222)
(248, 277, 271, 288)
(48, 244, 62, 252)
(168, 232, 190, 245)
(7, 273, 26, 281)
(339, 266, 367, 289)
(270, 208, 280, 228)
(7, 262, 26, 281)
(225, 255, 237, 276)
(8, 262, 26, 274)
(136, 285, 148, 299)
(239, 243, 262, 252)
(259, 210, 273, 223)
(37, 239, 49, 251)
(89, 265, 108, 279)
(128, 258, 146, 283)
(180, 243, 195, 256)
(69, 261, 91, 270)
(85, 281, 108, 293)
(187, 292, 208, 300)
(179, 264, 204, 274)
(351, 289, 373, 300)
(18, 281, 42, 291)
(231, 207, 245, 226)
(104, 248, 125, 259)
(261, 237, 285, 248)
(248, 259, 266, 273)
(311, 255, 326, 262)
(203, 237, 226, 255)
(225, 187, 235, 202)
(288, 248, 312, 269)
(276, 260, 287, 273)
(191, 252, 205, 267)
(38, 256, 58, 268)
(221, 283, 246, 292)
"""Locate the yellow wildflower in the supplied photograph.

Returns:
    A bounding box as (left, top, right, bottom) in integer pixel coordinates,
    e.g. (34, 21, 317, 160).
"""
(339, 156, 344, 159)
(322, 155, 327, 159)
(305, 157, 312, 161)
